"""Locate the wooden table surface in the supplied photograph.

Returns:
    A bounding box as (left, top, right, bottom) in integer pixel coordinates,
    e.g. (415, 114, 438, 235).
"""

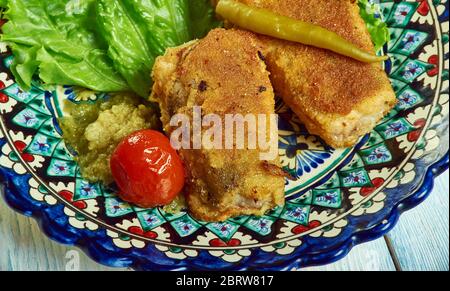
(0, 171, 448, 271)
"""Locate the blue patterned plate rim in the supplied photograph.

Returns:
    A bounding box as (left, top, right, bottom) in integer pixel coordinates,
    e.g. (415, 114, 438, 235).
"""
(1, 151, 448, 270)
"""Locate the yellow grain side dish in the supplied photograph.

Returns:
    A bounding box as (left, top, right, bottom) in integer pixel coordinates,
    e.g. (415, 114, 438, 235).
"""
(59, 94, 160, 184)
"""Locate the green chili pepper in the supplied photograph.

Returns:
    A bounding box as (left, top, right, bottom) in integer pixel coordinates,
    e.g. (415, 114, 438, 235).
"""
(216, 0, 388, 63)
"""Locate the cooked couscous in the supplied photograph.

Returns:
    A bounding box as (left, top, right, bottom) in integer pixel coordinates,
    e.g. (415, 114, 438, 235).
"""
(59, 94, 160, 184)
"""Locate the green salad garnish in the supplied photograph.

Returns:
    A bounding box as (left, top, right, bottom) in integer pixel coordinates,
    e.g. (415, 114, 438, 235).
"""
(358, 0, 390, 52)
(0, 0, 220, 97)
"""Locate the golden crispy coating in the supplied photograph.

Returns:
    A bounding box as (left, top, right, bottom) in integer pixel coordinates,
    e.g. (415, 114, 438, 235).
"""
(150, 1, 397, 220)
(151, 29, 285, 222)
(235, 0, 397, 147)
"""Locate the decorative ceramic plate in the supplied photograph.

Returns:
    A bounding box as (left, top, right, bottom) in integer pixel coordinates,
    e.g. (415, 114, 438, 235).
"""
(0, 0, 449, 271)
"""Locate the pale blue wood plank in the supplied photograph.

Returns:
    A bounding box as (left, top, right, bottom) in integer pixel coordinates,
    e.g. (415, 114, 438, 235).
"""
(386, 171, 449, 271)
(302, 238, 396, 271)
(0, 185, 125, 271)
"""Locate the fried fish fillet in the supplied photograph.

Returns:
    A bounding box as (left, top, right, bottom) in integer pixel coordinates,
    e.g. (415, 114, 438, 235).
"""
(151, 29, 285, 222)
(234, 0, 397, 148)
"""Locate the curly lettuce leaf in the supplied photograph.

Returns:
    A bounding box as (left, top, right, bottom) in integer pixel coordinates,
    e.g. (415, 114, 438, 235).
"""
(1, 0, 220, 96)
(188, 0, 223, 40)
(97, 0, 158, 98)
(97, 0, 221, 97)
(358, 0, 390, 52)
(0, 0, 129, 92)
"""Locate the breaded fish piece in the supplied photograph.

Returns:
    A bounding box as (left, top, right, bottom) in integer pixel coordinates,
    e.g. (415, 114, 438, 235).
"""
(151, 29, 285, 222)
(235, 0, 397, 148)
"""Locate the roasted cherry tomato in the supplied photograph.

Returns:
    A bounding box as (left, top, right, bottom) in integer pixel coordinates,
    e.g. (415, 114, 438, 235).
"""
(110, 129, 185, 208)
